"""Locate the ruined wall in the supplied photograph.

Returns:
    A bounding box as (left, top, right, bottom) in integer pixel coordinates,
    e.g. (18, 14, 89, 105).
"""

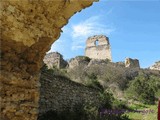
(0, 0, 96, 120)
(85, 35, 112, 61)
(43, 52, 67, 69)
(125, 58, 140, 68)
(39, 71, 101, 117)
(149, 61, 160, 71)
(68, 56, 90, 69)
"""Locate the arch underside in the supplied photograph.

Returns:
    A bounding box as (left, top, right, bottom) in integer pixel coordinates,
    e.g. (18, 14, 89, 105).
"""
(0, 0, 97, 119)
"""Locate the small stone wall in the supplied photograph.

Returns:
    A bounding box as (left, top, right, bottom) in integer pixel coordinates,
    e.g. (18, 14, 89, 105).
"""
(38, 71, 101, 116)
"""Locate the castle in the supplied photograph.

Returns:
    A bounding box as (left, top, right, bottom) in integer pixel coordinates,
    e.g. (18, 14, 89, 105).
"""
(43, 35, 140, 69)
(85, 35, 112, 61)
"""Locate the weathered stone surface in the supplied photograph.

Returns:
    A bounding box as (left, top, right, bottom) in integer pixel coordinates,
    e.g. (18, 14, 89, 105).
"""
(149, 61, 160, 71)
(43, 52, 68, 69)
(0, 0, 97, 119)
(85, 35, 112, 61)
(125, 58, 140, 68)
(0, 0, 96, 46)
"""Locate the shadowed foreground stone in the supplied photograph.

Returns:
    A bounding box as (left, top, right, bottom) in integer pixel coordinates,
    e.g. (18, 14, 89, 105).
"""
(0, 0, 97, 119)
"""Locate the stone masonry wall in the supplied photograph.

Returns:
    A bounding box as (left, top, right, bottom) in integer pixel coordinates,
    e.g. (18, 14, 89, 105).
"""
(39, 71, 101, 116)
(0, 1, 96, 120)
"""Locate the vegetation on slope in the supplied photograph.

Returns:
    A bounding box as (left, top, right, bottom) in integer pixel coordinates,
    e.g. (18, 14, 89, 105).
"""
(39, 64, 131, 120)
(39, 60, 160, 120)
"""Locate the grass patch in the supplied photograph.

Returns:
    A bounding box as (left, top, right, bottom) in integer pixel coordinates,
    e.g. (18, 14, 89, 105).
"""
(125, 103, 158, 120)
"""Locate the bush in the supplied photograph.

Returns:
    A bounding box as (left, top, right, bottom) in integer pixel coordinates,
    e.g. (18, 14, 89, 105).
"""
(125, 73, 160, 104)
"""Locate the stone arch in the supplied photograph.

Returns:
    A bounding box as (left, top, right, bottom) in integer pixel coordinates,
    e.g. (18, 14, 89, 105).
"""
(0, 1, 97, 120)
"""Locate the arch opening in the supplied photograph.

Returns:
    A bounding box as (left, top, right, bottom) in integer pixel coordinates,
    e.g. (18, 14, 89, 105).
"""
(95, 40, 99, 46)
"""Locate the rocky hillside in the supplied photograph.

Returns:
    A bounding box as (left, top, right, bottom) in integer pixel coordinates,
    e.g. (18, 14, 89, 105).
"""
(39, 65, 142, 120)
(43, 54, 160, 100)
(66, 56, 160, 100)
(39, 56, 160, 120)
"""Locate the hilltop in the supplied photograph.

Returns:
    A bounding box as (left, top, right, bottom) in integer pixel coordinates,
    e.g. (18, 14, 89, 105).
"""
(39, 52, 160, 120)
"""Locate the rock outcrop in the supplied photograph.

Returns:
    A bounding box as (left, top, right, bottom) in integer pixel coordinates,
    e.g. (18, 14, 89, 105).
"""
(0, 0, 97, 120)
(125, 58, 140, 68)
(43, 52, 68, 69)
(149, 61, 160, 71)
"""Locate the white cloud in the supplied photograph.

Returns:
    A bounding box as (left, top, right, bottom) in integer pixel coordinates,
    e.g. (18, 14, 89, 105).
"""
(71, 45, 85, 50)
(51, 15, 115, 52)
(71, 15, 115, 50)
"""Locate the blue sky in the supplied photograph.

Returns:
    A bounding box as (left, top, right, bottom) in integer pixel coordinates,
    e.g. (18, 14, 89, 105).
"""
(49, 0, 160, 68)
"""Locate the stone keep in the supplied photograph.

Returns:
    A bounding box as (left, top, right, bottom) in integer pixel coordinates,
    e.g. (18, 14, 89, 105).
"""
(85, 35, 112, 61)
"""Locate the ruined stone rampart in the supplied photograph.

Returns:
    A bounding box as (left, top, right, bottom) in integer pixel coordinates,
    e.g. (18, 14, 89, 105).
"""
(39, 71, 101, 116)
(85, 35, 112, 61)
(125, 58, 140, 68)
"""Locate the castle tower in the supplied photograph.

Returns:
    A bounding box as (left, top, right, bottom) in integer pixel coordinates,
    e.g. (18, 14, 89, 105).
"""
(85, 35, 112, 61)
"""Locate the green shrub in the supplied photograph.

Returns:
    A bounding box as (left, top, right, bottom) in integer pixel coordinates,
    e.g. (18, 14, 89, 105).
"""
(125, 73, 160, 104)
(112, 100, 127, 109)
(38, 101, 130, 120)
(85, 73, 104, 92)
